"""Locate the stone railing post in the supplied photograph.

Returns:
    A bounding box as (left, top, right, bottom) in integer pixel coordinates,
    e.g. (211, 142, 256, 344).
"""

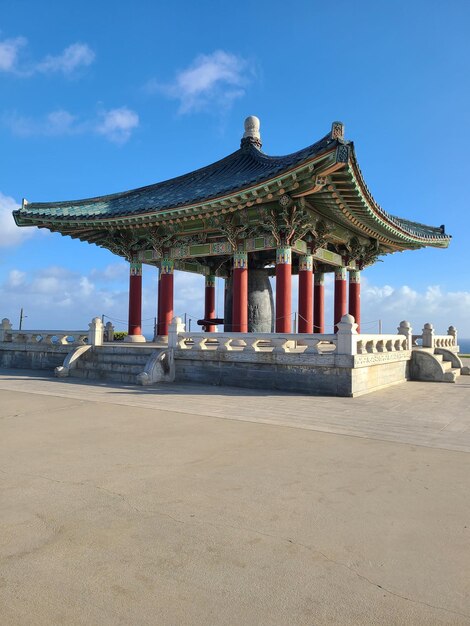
(397, 320, 413, 351)
(88, 317, 104, 346)
(448, 325, 457, 347)
(336, 313, 358, 355)
(104, 321, 115, 342)
(168, 316, 186, 349)
(0, 318, 12, 342)
(422, 323, 434, 348)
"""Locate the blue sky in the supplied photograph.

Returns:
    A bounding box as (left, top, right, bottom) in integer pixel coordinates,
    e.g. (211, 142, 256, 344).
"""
(1, 0, 469, 336)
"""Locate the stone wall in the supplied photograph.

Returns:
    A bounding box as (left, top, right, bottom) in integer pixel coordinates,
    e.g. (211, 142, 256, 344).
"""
(173, 350, 411, 397)
(0, 343, 71, 370)
(351, 358, 410, 396)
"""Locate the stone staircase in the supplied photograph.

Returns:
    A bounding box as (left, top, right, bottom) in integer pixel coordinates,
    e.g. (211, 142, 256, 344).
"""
(433, 350, 462, 382)
(69, 345, 158, 384)
(410, 347, 466, 383)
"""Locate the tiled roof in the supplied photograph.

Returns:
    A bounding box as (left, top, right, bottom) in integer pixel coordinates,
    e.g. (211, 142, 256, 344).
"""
(14, 134, 335, 221)
(12, 128, 451, 247)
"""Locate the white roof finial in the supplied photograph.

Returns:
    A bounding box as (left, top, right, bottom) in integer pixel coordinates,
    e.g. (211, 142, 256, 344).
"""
(241, 115, 262, 149)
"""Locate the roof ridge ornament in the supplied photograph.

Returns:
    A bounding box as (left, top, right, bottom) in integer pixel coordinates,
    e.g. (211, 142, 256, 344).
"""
(331, 121, 344, 140)
(241, 115, 262, 150)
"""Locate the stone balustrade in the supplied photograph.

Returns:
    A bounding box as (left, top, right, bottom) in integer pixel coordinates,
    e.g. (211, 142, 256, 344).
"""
(336, 315, 410, 356)
(168, 314, 413, 357)
(1, 314, 458, 358)
(431, 335, 457, 348)
(355, 335, 408, 354)
(171, 329, 337, 354)
(4, 329, 88, 345)
(416, 323, 459, 351)
(0, 317, 105, 346)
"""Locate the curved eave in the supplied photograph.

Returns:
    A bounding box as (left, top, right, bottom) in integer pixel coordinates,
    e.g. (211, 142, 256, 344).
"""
(304, 145, 451, 249)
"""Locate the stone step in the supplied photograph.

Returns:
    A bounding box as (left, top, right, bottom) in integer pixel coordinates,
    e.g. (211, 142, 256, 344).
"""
(70, 368, 138, 384)
(76, 361, 144, 375)
(92, 347, 156, 357)
(63, 345, 171, 386)
(82, 353, 150, 366)
(432, 353, 456, 372)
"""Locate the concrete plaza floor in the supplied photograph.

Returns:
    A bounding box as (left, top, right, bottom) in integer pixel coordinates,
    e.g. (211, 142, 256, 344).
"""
(0, 370, 469, 625)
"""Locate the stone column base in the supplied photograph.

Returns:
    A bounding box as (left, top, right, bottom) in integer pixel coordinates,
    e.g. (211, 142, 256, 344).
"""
(124, 334, 146, 343)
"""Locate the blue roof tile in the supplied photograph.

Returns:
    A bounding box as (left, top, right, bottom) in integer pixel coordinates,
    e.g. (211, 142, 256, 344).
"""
(16, 135, 334, 221)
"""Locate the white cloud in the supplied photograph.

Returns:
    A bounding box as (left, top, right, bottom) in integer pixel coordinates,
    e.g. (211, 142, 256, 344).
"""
(90, 263, 128, 282)
(174, 272, 205, 322)
(79, 276, 94, 297)
(1, 263, 468, 338)
(0, 265, 127, 329)
(0, 36, 26, 72)
(35, 43, 95, 75)
(96, 107, 140, 144)
(361, 278, 470, 336)
(6, 109, 79, 137)
(150, 50, 251, 114)
(0, 193, 34, 248)
(5, 106, 139, 144)
(6, 269, 26, 287)
(0, 265, 207, 334)
(45, 109, 78, 133)
(0, 36, 95, 76)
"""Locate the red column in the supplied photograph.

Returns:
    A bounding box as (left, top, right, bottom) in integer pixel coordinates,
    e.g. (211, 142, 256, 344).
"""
(204, 275, 216, 332)
(157, 270, 162, 336)
(276, 247, 292, 333)
(126, 261, 145, 342)
(158, 259, 174, 337)
(349, 270, 361, 332)
(334, 267, 347, 331)
(224, 276, 231, 332)
(232, 252, 248, 332)
(298, 254, 313, 333)
(313, 272, 325, 333)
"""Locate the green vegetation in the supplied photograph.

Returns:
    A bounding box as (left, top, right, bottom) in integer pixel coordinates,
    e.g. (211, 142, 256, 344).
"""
(113, 331, 128, 341)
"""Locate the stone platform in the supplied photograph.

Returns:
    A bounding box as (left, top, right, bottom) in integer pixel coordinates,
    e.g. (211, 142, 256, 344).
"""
(1, 317, 465, 396)
(1, 369, 469, 625)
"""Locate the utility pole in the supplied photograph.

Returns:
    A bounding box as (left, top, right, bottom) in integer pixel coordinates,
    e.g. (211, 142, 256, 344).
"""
(19, 308, 26, 330)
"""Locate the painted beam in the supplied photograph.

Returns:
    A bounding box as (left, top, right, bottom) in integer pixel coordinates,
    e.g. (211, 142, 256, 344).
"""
(138, 238, 352, 269)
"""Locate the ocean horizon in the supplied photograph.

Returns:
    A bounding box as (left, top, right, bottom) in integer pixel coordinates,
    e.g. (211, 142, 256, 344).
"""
(459, 338, 470, 354)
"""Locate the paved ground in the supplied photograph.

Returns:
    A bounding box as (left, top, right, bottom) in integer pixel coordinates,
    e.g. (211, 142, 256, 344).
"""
(1, 370, 469, 625)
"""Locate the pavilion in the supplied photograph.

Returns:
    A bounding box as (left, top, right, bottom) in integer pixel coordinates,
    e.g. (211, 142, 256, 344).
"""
(13, 117, 450, 342)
